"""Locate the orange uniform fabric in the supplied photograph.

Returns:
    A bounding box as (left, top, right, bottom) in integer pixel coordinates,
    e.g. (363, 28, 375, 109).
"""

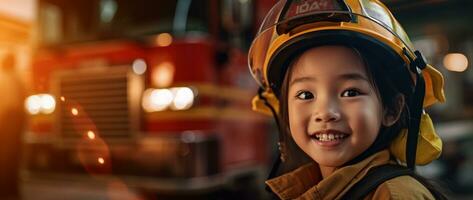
(266, 150, 435, 200)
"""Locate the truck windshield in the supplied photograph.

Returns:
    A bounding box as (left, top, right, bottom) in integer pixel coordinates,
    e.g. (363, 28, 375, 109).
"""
(39, 0, 210, 45)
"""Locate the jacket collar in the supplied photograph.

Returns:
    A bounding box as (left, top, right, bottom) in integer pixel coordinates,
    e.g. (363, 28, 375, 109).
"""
(266, 150, 392, 200)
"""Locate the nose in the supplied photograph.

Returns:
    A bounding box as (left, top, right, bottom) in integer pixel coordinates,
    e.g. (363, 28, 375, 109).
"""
(313, 101, 341, 123)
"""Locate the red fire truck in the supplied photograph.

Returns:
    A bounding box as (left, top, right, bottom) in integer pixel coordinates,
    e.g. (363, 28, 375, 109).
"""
(24, 0, 275, 197)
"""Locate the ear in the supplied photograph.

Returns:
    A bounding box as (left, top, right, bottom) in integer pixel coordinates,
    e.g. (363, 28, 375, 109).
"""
(382, 95, 405, 127)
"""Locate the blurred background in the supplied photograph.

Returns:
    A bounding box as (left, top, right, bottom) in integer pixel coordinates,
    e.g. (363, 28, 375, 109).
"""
(0, 0, 471, 199)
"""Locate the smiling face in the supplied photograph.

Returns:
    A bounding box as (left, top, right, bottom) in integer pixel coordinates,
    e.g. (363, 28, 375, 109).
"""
(287, 46, 385, 168)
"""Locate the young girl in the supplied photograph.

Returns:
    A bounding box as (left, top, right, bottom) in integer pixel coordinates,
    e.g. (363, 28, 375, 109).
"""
(248, 0, 446, 199)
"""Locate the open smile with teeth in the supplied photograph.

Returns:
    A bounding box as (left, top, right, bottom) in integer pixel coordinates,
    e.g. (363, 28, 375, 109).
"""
(313, 133, 348, 141)
(311, 131, 349, 142)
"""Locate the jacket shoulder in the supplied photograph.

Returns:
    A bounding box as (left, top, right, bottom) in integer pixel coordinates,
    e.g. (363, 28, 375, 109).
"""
(368, 175, 436, 200)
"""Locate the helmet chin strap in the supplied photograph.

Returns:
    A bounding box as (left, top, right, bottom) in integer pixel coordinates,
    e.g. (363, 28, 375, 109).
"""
(257, 87, 284, 192)
(404, 48, 427, 169)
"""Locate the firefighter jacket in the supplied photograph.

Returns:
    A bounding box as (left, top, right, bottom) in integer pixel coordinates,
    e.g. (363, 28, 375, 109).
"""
(265, 150, 435, 200)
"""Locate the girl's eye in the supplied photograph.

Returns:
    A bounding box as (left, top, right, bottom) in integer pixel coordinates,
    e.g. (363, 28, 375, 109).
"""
(296, 91, 314, 100)
(341, 89, 361, 97)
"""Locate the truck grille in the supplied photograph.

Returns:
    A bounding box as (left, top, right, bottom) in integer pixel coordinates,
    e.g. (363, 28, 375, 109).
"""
(56, 68, 132, 138)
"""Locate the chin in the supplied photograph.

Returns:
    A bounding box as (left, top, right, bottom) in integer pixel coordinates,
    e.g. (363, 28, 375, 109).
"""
(315, 159, 345, 168)
(310, 153, 348, 168)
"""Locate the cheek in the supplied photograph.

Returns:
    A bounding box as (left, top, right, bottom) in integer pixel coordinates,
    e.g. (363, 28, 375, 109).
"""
(288, 100, 310, 137)
(346, 99, 382, 135)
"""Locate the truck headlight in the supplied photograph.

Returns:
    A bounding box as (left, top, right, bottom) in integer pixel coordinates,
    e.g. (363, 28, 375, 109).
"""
(25, 94, 56, 115)
(172, 87, 194, 110)
(142, 87, 195, 112)
(142, 89, 173, 112)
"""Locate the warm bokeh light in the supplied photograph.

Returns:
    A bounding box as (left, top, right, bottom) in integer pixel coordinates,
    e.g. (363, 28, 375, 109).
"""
(155, 33, 173, 47)
(172, 87, 194, 110)
(152, 62, 175, 87)
(141, 89, 154, 112)
(98, 157, 105, 164)
(142, 87, 197, 112)
(87, 130, 96, 139)
(40, 94, 56, 114)
(142, 88, 175, 112)
(25, 95, 41, 114)
(151, 89, 173, 111)
(60, 96, 66, 102)
(443, 53, 468, 72)
(25, 94, 56, 114)
(132, 58, 147, 75)
(71, 108, 79, 116)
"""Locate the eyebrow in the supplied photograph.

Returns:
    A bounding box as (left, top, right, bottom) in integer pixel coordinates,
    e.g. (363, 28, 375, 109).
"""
(290, 76, 316, 86)
(339, 73, 370, 82)
(290, 72, 369, 86)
